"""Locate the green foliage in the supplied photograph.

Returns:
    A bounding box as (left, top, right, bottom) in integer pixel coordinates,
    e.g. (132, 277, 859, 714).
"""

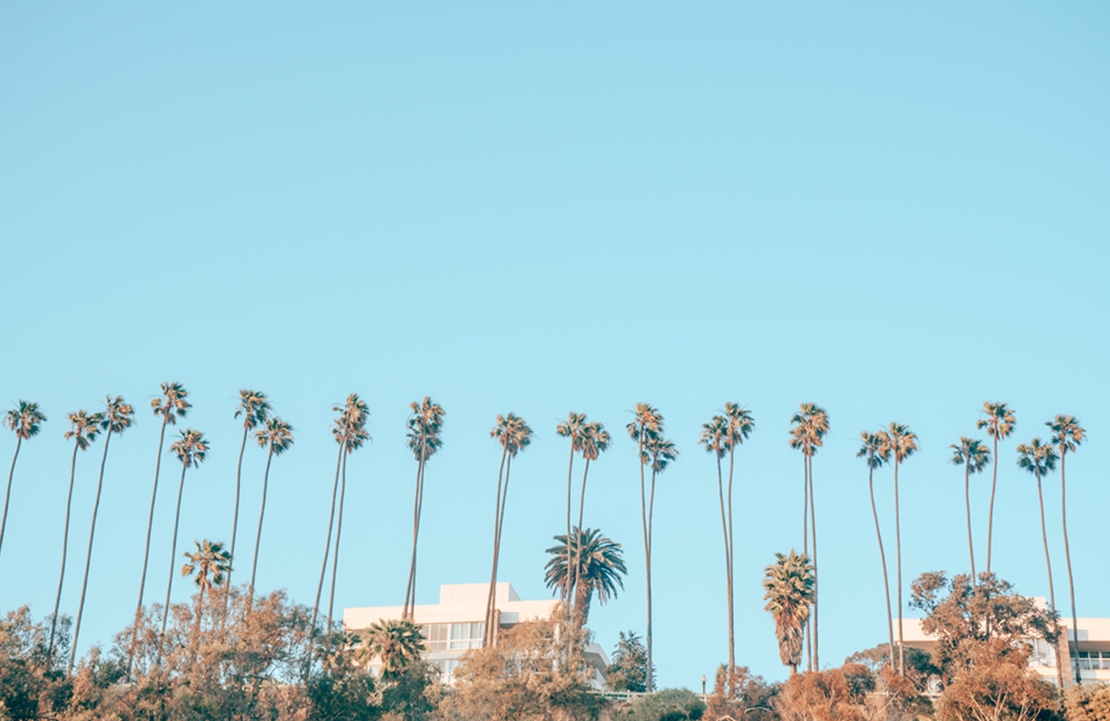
(606, 630, 652, 693)
(620, 689, 704, 721)
(763, 550, 814, 672)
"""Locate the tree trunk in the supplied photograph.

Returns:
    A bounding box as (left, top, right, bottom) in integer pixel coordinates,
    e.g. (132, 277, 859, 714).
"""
(809, 454, 818, 671)
(646, 467, 657, 692)
(965, 463, 976, 584)
(488, 454, 514, 647)
(306, 441, 345, 679)
(224, 425, 249, 631)
(129, 417, 168, 677)
(49, 441, 80, 662)
(1060, 451, 1080, 685)
(483, 446, 508, 647)
(638, 433, 652, 693)
(161, 463, 188, 638)
(0, 437, 24, 564)
(327, 450, 348, 629)
(572, 457, 590, 639)
(895, 458, 904, 676)
(403, 450, 424, 620)
(715, 453, 732, 685)
(248, 445, 275, 615)
(869, 465, 896, 671)
(1036, 470, 1064, 690)
(727, 448, 736, 686)
(564, 439, 575, 661)
(69, 430, 113, 675)
(410, 456, 425, 618)
(986, 435, 998, 576)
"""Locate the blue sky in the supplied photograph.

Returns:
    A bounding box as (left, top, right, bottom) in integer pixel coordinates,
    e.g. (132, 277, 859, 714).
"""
(1, 2, 1107, 688)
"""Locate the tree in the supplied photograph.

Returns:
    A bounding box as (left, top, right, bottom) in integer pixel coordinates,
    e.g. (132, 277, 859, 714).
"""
(776, 665, 873, 721)
(181, 539, 231, 653)
(130, 381, 190, 676)
(626, 688, 706, 721)
(1048, 413, 1086, 685)
(556, 411, 587, 645)
(403, 397, 445, 621)
(1016, 437, 1064, 689)
(49, 409, 102, 661)
(543, 526, 626, 631)
(571, 420, 610, 644)
(700, 414, 732, 680)
(70, 395, 134, 676)
(857, 430, 895, 671)
(977, 402, 1016, 577)
(705, 663, 778, 721)
(722, 403, 755, 683)
(950, 437, 991, 584)
(606, 630, 652, 693)
(358, 618, 426, 681)
(1, 400, 47, 565)
(1065, 683, 1110, 721)
(763, 550, 815, 675)
(227, 390, 270, 624)
(249, 416, 294, 613)
(789, 403, 829, 671)
(877, 422, 919, 676)
(484, 412, 534, 648)
(162, 428, 209, 638)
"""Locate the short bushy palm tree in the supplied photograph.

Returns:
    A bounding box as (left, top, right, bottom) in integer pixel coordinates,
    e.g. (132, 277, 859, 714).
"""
(484, 412, 533, 647)
(950, 437, 991, 584)
(857, 431, 894, 670)
(1, 401, 47, 565)
(162, 428, 209, 638)
(763, 550, 814, 676)
(877, 422, 918, 676)
(543, 526, 627, 630)
(788, 403, 828, 671)
(1048, 414, 1086, 684)
(403, 397, 444, 621)
(248, 416, 294, 613)
(227, 390, 270, 620)
(976, 402, 1015, 576)
(181, 539, 231, 655)
(359, 619, 425, 681)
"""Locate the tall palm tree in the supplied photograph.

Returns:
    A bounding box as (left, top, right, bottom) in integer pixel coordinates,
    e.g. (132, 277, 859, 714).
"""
(699, 414, 730, 673)
(70, 396, 134, 675)
(950, 437, 991, 584)
(483, 413, 534, 648)
(762, 550, 815, 676)
(877, 422, 918, 676)
(403, 397, 445, 621)
(789, 403, 829, 671)
(248, 417, 294, 613)
(857, 431, 895, 671)
(977, 402, 1016, 576)
(359, 619, 426, 681)
(572, 421, 610, 628)
(227, 390, 270, 620)
(1017, 437, 1063, 689)
(721, 403, 755, 685)
(1048, 414, 1086, 685)
(181, 539, 231, 655)
(327, 395, 370, 630)
(49, 410, 103, 661)
(556, 412, 587, 609)
(1, 401, 47, 565)
(162, 429, 209, 638)
(130, 382, 189, 674)
(544, 527, 627, 631)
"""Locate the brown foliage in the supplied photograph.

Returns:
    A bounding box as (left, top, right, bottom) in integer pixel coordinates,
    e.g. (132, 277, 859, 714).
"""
(1065, 684, 1110, 721)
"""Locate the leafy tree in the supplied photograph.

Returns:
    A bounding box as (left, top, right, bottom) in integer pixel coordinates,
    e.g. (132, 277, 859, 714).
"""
(977, 402, 1016, 577)
(705, 663, 777, 721)
(606, 630, 652, 693)
(763, 550, 814, 675)
(227, 390, 270, 623)
(404, 397, 445, 621)
(249, 416, 294, 613)
(358, 618, 426, 681)
(876, 422, 918, 676)
(789, 403, 829, 672)
(1, 400, 47, 565)
(950, 437, 991, 584)
(775, 665, 872, 721)
(857, 431, 895, 671)
(1047, 414, 1085, 685)
(1065, 683, 1110, 721)
(161, 428, 209, 638)
(935, 654, 1061, 721)
(543, 527, 627, 631)
(625, 688, 706, 721)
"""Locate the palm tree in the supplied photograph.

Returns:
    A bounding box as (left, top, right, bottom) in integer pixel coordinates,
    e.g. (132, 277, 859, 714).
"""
(248, 417, 294, 613)
(789, 403, 829, 671)
(227, 390, 270, 621)
(877, 422, 918, 676)
(327, 395, 370, 629)
(977, 403, 1016, 576)
(484, 412, 534, 648)
(1017, 437, 1063, 689)
(130, 382, 189, 674)
(1, 401, 47, 565)
(49, 410, 103, 661)
(70, 396, 134, 675)
(762, 550, 815, 676)
(162, 429, 209, 638)
(857, 431, 895, 671)
(403, 397, 445, 621)
(721, 403, 755, 684)
(543, 526, 627, 630)
(556, 412, 587, 610)
(571, 420, 610, 631)
(181, 539, 231, 654)
(699, 414, 730, 676)
(950, 437, 991, 585)
(1048, 414, 1086, 685)
(359, 619, 426, 681)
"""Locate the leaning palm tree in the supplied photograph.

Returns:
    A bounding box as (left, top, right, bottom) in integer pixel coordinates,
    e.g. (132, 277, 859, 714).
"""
(763, 550, 815, 676)
(877, 422, 918, 676)
(181, 539, 231, 657)
(70, 396, 134, 675)
(403, 397, 445, 621)
(161, 429, 209, 638)
(49, 410, 103, 661)
(857, 431, 895, 671)
(326, 395, 370, 630)
(789, 403, 829, 671)
(977, 402, 1016, 576)
(544, 526, 627, 631)
(1, 401, 47, 565)
(950, 437, 990, 584)
(359, 619, 426, 681)
(226, 390, 270, 621)
(571, 420, 611, 628)
(248, 417, 294, 613)
(1048, 414, 1086, 685)
(1017, 437, 1063, 689)
(721, 403, 755, 685)
(130, 382, 189, 675)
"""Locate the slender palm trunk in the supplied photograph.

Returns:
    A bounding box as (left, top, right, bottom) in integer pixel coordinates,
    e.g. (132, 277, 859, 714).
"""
(564, 440, 575, 660)
(646, 467, 658, 692)
(965, 463, 976, 584)
(1035, 470, 1064, 689)
(49, 442, 81, 662)
(868, 464, 896, 671)
(327, 451, 349, 629)
(1060, 451, 1080, 685)
(0, 437, 24, 564)
(637, 434, 652, 692)
(225, 426, 249, 630)
(894, 459, 904, 676)
(306, 442, 345, 678)
(129, 417, 168, 675)
(986, 436, 998, 576)
(809, 454, 819, 671)
(715, 453, 734, 685)
(69, 431, 113, 675)
(410, 459, 425, 616)
(483, 446, 508, 647)
(572, 457, 590, 638)
(489, 454, 514, 647)
(726, 449, 736, 686)
(802, 453, 812, 673)
(161, 462, 188, 638)
(403, 449, 425, 620)
(248, 445, 275, 615)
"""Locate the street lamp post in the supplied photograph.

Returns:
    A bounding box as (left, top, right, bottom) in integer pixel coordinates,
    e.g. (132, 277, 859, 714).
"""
(701, 674, 707, 698)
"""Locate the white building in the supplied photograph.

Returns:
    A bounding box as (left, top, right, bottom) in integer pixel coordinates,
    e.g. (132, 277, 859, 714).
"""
(344, 582, 610, 686)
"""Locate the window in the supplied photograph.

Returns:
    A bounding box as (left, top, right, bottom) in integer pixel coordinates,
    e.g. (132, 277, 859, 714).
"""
(1078, 651, 1110, 671)
(449, 622, 484, 650)
(421, 623, 450, 651)
(433, 658, 463, 682)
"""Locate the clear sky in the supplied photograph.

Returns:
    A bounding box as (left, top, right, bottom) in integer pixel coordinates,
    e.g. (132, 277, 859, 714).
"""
(1, 2, 1107, 689)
